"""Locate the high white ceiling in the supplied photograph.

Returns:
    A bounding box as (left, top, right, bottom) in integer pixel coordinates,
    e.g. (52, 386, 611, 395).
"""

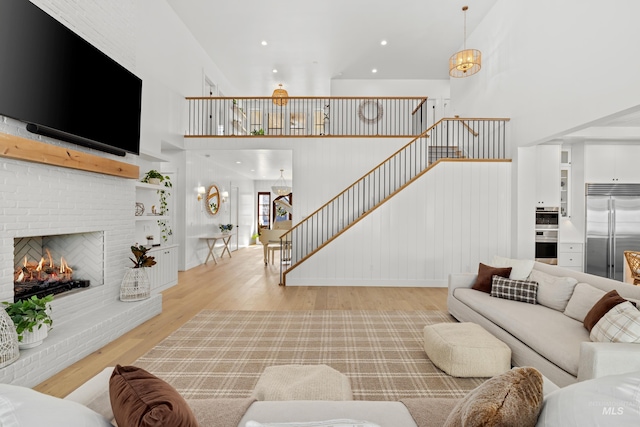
(165, 0, 498, 95)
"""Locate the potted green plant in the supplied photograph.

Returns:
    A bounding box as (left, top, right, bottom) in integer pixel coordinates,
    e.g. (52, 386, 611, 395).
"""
(2, 294, 54, 349)
(141, 169, 165, 185)
(219, 224, 234, 234)
(121, 245, 157, 302)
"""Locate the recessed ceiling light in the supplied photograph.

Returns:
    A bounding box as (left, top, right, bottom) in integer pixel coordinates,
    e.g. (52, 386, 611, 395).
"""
(372, 68, 378, 73)
(261, 40, 267, 46)
(236, 161, 241, 164)
(380, 40, 387, 46)
(272, 69, 278, 73)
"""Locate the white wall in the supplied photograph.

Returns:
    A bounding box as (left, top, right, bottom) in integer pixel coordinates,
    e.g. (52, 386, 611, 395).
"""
(451, 0, 640, 146)
(287, 161, 512, 286)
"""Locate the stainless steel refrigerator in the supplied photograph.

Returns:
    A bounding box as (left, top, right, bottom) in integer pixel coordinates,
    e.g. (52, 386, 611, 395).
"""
(585, 184, 640, 281)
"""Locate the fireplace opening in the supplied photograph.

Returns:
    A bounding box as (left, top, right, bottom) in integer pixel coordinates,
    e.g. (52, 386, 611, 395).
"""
(13, 232, 104, 302)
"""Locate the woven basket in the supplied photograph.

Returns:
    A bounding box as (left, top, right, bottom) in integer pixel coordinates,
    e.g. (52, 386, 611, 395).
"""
(0, 309, 20, 368)
(624, 251, 640, 285)
(120, 267, 151, 301)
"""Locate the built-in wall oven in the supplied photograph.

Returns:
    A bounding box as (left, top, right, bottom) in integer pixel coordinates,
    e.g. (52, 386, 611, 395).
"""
(535, 207, 559, 264)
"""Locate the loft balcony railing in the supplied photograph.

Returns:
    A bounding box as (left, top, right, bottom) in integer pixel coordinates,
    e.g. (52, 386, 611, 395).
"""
(185, 96, 428, 137)
(277, 117, 510, 285)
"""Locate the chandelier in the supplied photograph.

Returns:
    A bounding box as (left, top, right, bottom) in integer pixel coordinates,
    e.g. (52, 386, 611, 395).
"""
(272, 84, 289, 106)
(271, 169, 291, 195)
(449, 6, 482, 78)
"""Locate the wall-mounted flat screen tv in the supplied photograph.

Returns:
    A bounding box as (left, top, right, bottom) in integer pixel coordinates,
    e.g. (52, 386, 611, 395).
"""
(0, 0, 142, 156)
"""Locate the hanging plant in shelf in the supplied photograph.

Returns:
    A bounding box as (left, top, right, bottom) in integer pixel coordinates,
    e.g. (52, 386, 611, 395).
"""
(141, 170, 173, 242)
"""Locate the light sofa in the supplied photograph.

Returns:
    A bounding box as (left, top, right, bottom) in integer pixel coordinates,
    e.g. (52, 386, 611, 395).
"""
(448, 261, 640, 388)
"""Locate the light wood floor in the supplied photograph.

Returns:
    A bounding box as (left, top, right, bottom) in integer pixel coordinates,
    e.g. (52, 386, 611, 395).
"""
(34, 245, 449, 398)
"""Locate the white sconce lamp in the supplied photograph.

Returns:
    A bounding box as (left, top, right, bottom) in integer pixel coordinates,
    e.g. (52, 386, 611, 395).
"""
(220, 191, 229, 203)
(196, 186, 206, 201)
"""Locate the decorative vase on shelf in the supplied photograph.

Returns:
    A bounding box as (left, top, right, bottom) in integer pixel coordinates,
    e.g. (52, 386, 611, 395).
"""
(148, 178, 161, 185)
(120, 267, 151, 302)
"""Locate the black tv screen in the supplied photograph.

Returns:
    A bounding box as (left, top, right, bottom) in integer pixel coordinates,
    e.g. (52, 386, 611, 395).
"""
(0, 0, 142, 156)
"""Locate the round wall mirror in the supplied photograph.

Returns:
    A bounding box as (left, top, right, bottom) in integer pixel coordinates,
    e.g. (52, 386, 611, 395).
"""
(206, 184, 220, 216)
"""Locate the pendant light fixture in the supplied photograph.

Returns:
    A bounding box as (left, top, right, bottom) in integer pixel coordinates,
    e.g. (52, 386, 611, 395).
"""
(272, 84, 289, 106)
(271, 169, 292, 195)
(449, 6, 482, 78)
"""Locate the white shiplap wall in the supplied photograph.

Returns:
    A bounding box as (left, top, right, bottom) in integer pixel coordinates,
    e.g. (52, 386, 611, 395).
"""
(286, 161, 512, 286)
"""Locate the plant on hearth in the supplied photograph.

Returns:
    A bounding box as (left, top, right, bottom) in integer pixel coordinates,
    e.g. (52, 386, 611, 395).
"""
(2, 294, 53, 342)
(129, 245, 157, 268)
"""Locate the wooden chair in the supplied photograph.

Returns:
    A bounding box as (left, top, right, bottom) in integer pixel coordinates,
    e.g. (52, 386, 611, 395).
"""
(624, 251, 640, 285)
(259, 229, 287, 266)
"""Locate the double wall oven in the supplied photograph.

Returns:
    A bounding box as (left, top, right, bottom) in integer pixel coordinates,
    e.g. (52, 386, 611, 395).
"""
(535, 207, 559, 264)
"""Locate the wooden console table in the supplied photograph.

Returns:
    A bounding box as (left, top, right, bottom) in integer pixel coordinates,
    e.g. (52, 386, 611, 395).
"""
(200, 233, 234, 265)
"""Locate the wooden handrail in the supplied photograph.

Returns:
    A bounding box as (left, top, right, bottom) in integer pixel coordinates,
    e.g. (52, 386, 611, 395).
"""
(411, 98, 428, 115)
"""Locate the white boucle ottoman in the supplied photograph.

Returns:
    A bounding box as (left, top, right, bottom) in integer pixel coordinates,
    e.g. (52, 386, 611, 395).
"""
(423, 322, 511, 378)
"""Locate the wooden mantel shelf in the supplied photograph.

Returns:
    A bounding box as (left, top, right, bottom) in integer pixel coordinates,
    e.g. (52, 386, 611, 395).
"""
(0, 131, 139, 179)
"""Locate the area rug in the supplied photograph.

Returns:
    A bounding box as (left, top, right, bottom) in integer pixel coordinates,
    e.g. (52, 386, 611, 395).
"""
(133, 310, 486, 400)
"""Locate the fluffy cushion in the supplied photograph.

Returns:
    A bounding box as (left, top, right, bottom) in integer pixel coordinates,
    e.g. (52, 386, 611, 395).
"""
(590, 301, 640, 343)
(536, 370, 640, 426)
(583, 290, 628, 332)
(472, 263, 513, 294)
(491, 255, 535, 280)
(490, 276, 538, 304)
(109, 364, 199, 427)
(443, 367, 544, 427)
(0, 383, 112, 427)
(528, 269, 578, 311)
(563, 283, 606, 322)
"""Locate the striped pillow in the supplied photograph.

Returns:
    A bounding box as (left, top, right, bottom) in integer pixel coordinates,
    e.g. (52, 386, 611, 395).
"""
(490, 276, 538, 305)
(590, 301, 640, 343)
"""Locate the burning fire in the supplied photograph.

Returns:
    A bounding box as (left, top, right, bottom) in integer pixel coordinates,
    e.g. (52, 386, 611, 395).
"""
(15, 249, 73, 283)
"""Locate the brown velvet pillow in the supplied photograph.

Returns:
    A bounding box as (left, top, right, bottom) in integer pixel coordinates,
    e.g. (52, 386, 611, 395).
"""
(583, 290, 628, 332)
(443, 366, 544, 427)
(471, 263, 513, 294)
(109, 365, 199, 427)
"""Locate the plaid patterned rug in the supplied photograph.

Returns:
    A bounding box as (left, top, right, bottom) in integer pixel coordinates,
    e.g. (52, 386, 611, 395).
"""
(134, 310, 485, 400)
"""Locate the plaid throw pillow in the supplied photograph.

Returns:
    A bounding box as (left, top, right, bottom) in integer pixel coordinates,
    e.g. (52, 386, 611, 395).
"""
(490, 276, 538, 304)
(590, 301, 640, 343)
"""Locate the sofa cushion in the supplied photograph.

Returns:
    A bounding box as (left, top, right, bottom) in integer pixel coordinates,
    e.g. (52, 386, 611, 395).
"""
(491, 255, 535, 280)
(536, 370, 640, 426)
(443, 366, 543, 427)
(528, 269, 578, 311)
(454, 288, 589, 375)
(0, 383, 112, 427)
(590, 301, 640, 343)
(583, 290, 628, 332)
(490, 276, 538, 304)
(109, 364, 199, 427)
(472, 263, 512, 293)
(563, 283, 606, 322)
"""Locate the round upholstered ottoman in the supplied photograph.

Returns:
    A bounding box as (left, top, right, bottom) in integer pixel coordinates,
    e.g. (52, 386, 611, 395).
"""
(423, 322, 511, 378)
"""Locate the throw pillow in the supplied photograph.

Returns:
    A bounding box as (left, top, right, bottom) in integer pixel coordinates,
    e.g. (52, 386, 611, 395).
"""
(528, 269, 578, 311)
(472, 263, 513, 294)
(490, 276, 538, 304)
(0, 383, 112, 427)
(563, 283, 606, 322)
(491, 255, 535, 280)
(583, 290, 628, 332)
(536, 370, 640, 426)
(590, 301, 640, 343)
(109, 364, 199, 427)
(443, 366, 544, 427)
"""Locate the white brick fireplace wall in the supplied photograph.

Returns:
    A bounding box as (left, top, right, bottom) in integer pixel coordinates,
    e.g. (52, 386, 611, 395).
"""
(0, 119, 161, 387)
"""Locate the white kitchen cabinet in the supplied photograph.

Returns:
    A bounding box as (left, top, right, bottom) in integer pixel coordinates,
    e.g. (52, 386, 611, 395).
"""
(585, 145, 640, 183)
(536, 145, 561, 207)
(558, 243, 583, 272)
(146, 244, 179, 292)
